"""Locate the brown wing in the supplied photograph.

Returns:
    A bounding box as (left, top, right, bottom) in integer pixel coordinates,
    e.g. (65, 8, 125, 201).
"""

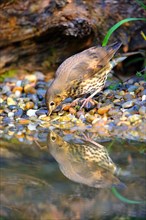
(54, 42, 121, 91)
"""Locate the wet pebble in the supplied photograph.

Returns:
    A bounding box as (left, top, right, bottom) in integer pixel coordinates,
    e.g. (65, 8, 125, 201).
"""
(128, 114, 141, 123)
(139, 106, 146, 115)
(2, 117, 11, 125)
(24, 85, 36, 94)
(108, 108, 120, 116)
(8, 112, 14, 118)
(127, 85, 138, 92)
(97, 104, 112, 115)
(14, 108, 24, 118)
(7, 97, 17, 106)
(122, 100, 134, 109)
(8, 105, 17, 110)
(123, 93, 135, 101)
(141, 89, 146, 96)
(37, 88, 46, 96)
(26, 109, 37, 117)
(36, 109, 48, 116)
(25, 102, 35, 110)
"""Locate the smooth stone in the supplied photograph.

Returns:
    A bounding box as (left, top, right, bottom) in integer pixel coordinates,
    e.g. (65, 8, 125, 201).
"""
(25, 101, 35, 110)
(25, 74, 37, 82)
(18, 118, 30, 124)
(139, 106, 146, 115)
(26, 109, 37, 117)
(35, 81, 46, 89)
(97, 104, 112, 115)
(123, 94, 134, 101)
(37, 94, 44, 101)
(27, 123, 37, 131)
(7, 97, 17, 106)
(122, 100, 134, 109)
(15, 90, 22, 98)
(113, 99, 123, 106)
(16, 80, 22, 87)
(36, 109, 48, 116)
(0, 98, 3, 104)
(34, 71, 45, 80)
(8, 105, 17, 110)
(141, 89, 146, 96)
(2, 85, 11, 94)
(26, 94, 38, 103)
(108, 108, 120, 116)
(142, 95, 146, 102)
(37, 88, 46, 96)
(14, 108, 24, 118)
(69, 107, 76, 114)
(24, 85, 36, 94)
(125, 105, 139, 114)
(8, 112, 14, 118)
(128, 114, 141, 123)
(62, 97, 73, 104)
(127, 85, 138, 92)
(2, 117, 11, 124)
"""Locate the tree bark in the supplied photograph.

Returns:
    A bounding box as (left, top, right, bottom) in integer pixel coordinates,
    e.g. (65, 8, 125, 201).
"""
(0, 0, 146, 75)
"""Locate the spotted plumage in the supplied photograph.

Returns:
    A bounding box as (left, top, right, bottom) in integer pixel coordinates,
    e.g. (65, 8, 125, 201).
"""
(45, 42, 125, 115)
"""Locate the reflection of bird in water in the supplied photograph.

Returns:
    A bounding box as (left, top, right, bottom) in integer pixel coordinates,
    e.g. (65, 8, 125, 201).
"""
(47, 130, 122, 188)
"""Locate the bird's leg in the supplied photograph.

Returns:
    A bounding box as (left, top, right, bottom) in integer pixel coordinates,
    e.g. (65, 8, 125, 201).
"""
(80, 89, 101, 109)
(82, 132, 104, 148)
(70, 98, 81, 107)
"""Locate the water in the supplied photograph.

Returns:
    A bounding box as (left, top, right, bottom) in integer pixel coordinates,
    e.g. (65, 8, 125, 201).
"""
(0, 129, 146, 220)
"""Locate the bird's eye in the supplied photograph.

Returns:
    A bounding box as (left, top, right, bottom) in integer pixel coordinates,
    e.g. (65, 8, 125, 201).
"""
(50, 101, 55, 106)
(51, 136, 56, 142)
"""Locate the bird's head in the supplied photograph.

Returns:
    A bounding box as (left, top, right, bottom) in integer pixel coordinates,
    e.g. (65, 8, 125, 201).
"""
(45, 82, 65, 115)
(45, 89, 61, 115)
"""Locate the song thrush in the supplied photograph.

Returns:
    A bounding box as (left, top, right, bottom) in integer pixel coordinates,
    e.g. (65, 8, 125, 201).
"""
(45, 42, 126, 115)
(47, 130, 121, 188)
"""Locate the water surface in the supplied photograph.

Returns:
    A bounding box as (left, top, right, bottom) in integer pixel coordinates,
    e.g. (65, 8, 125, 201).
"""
(0, 129, 146, 220)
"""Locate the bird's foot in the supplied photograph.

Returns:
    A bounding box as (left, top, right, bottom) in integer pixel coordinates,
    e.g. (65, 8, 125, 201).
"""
(80, 97, 96, 110)
(81, 132, 104, 148)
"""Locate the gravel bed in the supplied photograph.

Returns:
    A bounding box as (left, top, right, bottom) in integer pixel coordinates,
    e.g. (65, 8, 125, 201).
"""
(0, 72, 146, 142)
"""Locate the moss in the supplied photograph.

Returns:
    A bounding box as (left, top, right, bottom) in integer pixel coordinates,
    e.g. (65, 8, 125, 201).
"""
(0, 69, 17, 82)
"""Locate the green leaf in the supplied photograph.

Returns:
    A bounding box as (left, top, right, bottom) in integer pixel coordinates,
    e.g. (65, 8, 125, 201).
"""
(102, 18, 146, 46)
(111, 187, 146, 204)
(135, 0, 146, 9)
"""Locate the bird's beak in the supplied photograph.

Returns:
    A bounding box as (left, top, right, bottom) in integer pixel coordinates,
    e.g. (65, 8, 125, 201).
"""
(110, 56, 127, 68)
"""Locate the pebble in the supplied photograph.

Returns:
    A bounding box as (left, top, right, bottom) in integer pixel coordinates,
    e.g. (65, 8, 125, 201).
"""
(0, 98, 3, 104)
(141, 89, 146, 96)
(128, 114, 141, 123)
(36, 109, 48, 116)
(7, 97, 17, 106)
(127, 85, 138, 92)
(97, 104, 112, 115)
(108, 108, 120, 116)
(8, 105, 17, 110)
(122, 100, 134, 109)
(26, 109, 37, 117)
(25, 74, 37, 82)
(142, 95, 146, 102)
(14, 108, 24, 118)
(123, 93, 134, 101)
(24, 85, 36, 94)
(139, 106, 146, 115)
(8, 112, 14, 118)
(0, 74, 146, 142)
(27, 123, 37, 131)
(69, 107, 76, 114)
(12, 86, 23, 93)
(25, 102, 35, 110)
